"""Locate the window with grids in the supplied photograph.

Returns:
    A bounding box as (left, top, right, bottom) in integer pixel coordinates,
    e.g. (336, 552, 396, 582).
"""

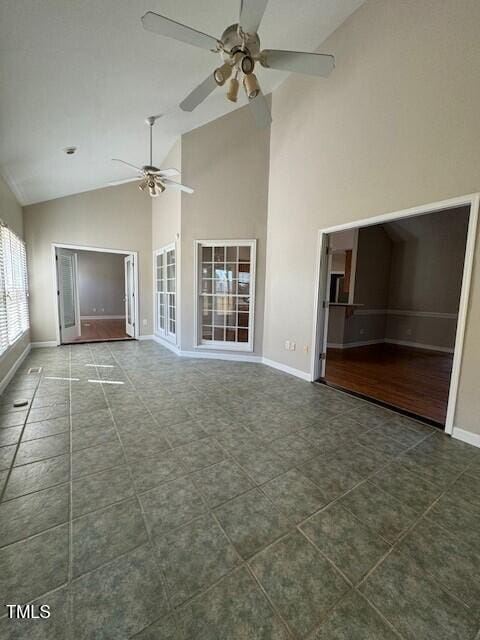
(0, 225, 29, 355)
(155, 245, 176, 341)
(197, 240, 255, 350)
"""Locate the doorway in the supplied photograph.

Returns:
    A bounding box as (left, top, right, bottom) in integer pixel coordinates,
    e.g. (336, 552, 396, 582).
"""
(312, 195, 479, 433)
(53, 244, 138, 344)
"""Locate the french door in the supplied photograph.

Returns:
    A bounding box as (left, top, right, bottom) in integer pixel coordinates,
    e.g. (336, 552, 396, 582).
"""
(57, 248, 81, 342)
(154, 244, 176, 343)
(124, 255, 135, 337)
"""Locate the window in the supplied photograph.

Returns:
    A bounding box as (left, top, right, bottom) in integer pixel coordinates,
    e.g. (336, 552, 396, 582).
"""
(196, 240, 255, 351)
(154, 244, 176, 341)
(0, 225, 29, 355)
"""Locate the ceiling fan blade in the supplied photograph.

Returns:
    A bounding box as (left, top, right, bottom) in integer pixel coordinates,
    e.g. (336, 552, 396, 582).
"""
(163, 179, 194, 194)
(112, 158, 143, 172)
(239, 0, 269, 35)
(248, 91, 272, 129)
(180, 74, 217, 112)
(109, 177, 142, 186)
(141, 11, 220, 52)
(260, 49, 335, 77)
(151, 168, 180, 177)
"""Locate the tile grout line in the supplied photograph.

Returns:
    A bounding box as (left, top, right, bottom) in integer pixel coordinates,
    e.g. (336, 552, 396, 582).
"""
(96, 343, 178, 629)
(104, 344, 299, 636)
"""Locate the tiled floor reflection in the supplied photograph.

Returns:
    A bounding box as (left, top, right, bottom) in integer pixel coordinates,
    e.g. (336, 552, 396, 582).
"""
(0, 340, 479, 639)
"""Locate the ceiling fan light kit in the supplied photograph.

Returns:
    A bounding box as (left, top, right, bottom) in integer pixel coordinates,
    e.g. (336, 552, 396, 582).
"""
(141, 0, 335, 128)
(110, 116, 194, 198)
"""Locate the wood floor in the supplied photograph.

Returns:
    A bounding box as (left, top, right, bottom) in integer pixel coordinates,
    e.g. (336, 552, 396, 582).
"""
(66, 318, 131, 343)
(324, 343, 453, 424)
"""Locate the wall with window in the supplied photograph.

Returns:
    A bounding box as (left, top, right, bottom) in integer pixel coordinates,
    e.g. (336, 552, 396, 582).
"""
(23, 182, 152, 343)
(180, 102, 270, 356)
(0, 176, 29, 383)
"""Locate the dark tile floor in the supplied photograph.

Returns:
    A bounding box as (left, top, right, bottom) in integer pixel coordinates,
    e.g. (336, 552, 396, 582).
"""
(0, 340, 479, 639)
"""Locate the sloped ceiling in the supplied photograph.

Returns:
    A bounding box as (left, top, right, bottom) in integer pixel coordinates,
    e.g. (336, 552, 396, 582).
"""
(0, 0, 363, 205)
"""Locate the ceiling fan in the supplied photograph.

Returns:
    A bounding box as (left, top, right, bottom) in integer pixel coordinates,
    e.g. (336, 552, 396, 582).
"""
(141, 0, 335, 129)
(110, 116, 194, 197)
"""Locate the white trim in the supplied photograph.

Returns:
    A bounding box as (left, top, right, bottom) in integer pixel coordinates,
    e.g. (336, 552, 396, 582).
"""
(452, 427, 480, 449)
(80, 315, 126, 321)
(384, 338, 454, 353)
(181, 349, 262, 363)
(150, 334, 181, 355)
(51, 243, 139, 345)
(353, 309, 457, 318)
(312, 193, 479, 434)
(31, 341, 57, 348)
(387, 309, 458, 319)
(153, 242, 178, 346)
(327, 339, 385, 349)
(326, 338, 455, 353)
(262, 357, 312, 381)
(353, 309, 387, 316)
(138, 334, 154, 341)
(194, 239, 256, 353)
(0, 342, 31, 395)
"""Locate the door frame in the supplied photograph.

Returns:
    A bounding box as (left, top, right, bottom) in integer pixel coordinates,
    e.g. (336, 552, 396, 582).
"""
(51, 243, 139, 345)
(311, 193, 480, 435)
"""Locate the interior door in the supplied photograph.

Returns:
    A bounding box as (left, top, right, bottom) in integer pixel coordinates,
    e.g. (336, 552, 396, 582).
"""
(57, 248, 81, 342)
(124, 255, 135, 337)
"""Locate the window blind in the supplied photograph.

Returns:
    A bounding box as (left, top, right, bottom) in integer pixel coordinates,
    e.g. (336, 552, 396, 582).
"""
(0, 225, 29, 354)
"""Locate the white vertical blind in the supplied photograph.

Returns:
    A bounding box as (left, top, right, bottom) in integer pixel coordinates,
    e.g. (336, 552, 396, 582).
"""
(0, 225, 29, 355)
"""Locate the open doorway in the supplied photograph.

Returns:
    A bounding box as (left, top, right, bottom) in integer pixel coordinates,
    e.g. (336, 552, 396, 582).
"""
(53, 244, 138, 344)
(312, 195, 479, 432)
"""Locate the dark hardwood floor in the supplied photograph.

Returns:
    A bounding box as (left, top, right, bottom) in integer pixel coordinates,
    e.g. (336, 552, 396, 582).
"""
(324, 343, 453, 424)
(65, 318, 131, 344)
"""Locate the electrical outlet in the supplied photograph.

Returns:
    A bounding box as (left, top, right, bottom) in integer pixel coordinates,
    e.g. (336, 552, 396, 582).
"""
(101, 308, 105, 312)
(284, 340, 290, 350)
(92, 307, 96, 312)
(406, 328, 412, 336)
(143, 319, 148, 327)
(359, 327, 365, 335)
(290, 342, 296, 351)
(303, 344, 309, 353)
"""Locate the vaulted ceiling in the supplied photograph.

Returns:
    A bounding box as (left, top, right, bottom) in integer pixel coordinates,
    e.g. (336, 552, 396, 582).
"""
(0, 0, 363, 205)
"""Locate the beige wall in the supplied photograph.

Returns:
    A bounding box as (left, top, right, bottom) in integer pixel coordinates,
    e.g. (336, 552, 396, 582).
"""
(354, 226, 392, 310)
(386, 207, 469, 313)
(0, 175, 29, 382)
(77, 250, 125, 317)
(152, 140, 182, 252)
(264, 0, 480, 435)
(152, 140, 182, 340)
(180, 102, 270, 355)
(24, 182, 152, 342)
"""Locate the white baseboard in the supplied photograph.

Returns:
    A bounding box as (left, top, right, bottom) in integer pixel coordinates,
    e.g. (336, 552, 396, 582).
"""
(262, 357, 312, 381)
(80, 315, 126, 321)
(0, 343, 32, 394)
(138, 334, 154, 341)
(452, 427, 480, 449)
(326, 338, 454, 353)
(150, 334, 180, 355)
(31, 341, 58, 348)
(327, 339, 384, 349)
(384, 339, 454, 354)
(182, 349, 262, 363)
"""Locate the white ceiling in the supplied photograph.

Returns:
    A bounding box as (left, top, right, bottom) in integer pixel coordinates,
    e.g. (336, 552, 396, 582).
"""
(0, 0, 363, 205)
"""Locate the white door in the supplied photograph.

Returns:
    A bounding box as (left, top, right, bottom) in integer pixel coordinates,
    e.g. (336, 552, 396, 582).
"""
(57, 249, 81, 342)
(124, 255, 135, 337)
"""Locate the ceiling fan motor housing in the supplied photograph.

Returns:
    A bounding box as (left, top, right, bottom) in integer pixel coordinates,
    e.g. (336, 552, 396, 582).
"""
(221, 24, 260, 63)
